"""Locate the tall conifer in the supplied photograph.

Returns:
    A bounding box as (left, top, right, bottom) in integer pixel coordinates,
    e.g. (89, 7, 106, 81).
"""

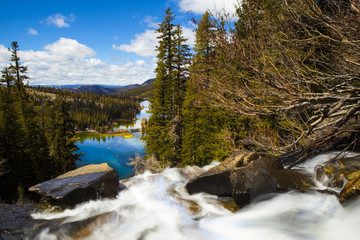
(142, 8, 190, 165)
(181, 11, 230, 166)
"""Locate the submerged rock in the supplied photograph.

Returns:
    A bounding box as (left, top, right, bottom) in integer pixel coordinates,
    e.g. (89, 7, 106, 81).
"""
(315, 155, 360, 192)
(29, 163, 120, 207)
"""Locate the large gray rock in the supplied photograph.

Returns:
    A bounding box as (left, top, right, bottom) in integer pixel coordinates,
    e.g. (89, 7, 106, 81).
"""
(0, 204, 39, 240)
(29, 163, 120, 207)
(186, 150, 313, 207)
(186, 151, 259, 197)
(231, 166, 278, 206)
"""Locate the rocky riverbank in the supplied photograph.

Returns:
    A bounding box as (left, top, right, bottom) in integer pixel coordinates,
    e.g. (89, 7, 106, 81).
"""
(186, 150, 360, 207)
(1, 151, 360, 239)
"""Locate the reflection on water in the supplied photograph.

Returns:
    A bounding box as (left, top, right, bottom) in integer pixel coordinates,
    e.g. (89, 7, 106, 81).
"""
(75, 101, 150, 178)
(115, 101, 151, 130)
(75, 132, 145, 179)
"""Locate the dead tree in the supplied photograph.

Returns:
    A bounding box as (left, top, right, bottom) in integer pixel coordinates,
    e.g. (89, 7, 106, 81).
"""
(198, 0, 360, 160)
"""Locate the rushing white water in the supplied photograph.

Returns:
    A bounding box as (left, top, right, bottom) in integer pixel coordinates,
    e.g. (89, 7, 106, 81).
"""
(31, 153, 360, 240)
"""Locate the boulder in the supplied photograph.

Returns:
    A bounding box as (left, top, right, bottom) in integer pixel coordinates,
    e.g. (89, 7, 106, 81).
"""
(186, 150, 313, 207)
(315, 155, 360, 189)
(231, 166, 278, 206)
(339, 175, 360, 203)
(29, 163, 120, 207)
(0, 204, 38, 240)
(229, 157, 311, 206)
(186, 151, 259, 197)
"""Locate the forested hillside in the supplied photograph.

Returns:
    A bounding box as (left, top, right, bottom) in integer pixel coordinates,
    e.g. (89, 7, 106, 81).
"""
(32, 86, 142, 131)
(142, 0, 360, 167)
(0, 42, 80, 202)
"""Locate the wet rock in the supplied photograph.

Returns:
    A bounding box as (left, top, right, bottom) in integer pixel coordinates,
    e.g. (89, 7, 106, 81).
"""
(269, 169, 314, 191)
(29, 163, 119, 207)
(339, 175, 360, 203)
(185, 151, 259, 197)
(230, 157, 308, 206)
(315, 155, 360, 189)
(186, 150, 313, 207)
(231, 166, 278, 206)
(185, 171, 233, 197)
(0, 204, 39, 240)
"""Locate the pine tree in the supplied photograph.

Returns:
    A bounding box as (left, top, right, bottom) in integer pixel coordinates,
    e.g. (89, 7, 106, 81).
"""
(0, 67, 15, 88)
(181, 11, 230, 166)
(8, 42, 28, 97)
(170, 25, 191, 163)
(142, 8, 190, 165)
(0, 42, 80, 202)
(47, 94, 80, 174)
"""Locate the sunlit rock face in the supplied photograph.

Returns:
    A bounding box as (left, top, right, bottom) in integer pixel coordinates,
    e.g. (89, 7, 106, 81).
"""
(29, 163, 120, 207)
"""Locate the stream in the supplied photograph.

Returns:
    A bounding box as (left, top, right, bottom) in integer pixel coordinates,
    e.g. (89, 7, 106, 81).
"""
(30, 152, 360, 239)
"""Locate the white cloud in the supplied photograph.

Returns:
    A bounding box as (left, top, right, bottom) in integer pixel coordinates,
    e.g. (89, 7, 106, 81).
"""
(0, 39, 156, 86)
(0, 45, 10, 62)
(44, 38, 95, 58)
(42, 13, 76, 28)
(28, 28, 39, 36)
(178, 0, 239, 15)
(113, 29, 159, 57)
(143, 16, 160, 28)
(113, 26, 195, 58)
(182, 27, 195, 48)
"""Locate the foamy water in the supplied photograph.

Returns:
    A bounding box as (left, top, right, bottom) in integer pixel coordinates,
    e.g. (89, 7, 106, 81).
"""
(31, 153, 360, 240)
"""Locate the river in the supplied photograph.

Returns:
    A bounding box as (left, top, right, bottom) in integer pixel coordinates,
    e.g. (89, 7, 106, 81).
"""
(31, 152, 360, 239)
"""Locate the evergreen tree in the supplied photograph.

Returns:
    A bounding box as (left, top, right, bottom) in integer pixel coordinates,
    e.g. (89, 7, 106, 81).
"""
(8, 42, 28, 97)
(47, 94, 80, 174)
(170, 25, 191, 163)
(0, 67, 15, 88)
(0, 42, 80, 202)
(142, 8, 190, 165)
(181, 11, 230, 166)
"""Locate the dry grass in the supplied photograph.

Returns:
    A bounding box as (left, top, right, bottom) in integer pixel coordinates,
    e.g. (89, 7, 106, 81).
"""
(128, 154, 169, 175)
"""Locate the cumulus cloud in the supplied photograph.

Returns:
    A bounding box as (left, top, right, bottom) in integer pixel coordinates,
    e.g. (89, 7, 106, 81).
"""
(42, 13, 76, 28)
(28, 28, 39, 36)
(0, 39, 156, 86)
(178, 0, 239, 15)
(0, 45, 10, 62)
(113, 29, 159, 57)
(113, 26, 195, 58)
(44, 38, 95, 58)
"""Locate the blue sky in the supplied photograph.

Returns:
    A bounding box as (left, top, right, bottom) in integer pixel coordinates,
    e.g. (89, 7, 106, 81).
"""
(0, 0, 238, 86)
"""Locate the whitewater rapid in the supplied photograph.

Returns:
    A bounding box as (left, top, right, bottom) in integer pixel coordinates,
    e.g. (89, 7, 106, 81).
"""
(31, 153, 360, 240)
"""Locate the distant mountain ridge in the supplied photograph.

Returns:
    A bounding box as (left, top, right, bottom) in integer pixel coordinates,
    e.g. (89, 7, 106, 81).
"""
(61, 79, 154, 95)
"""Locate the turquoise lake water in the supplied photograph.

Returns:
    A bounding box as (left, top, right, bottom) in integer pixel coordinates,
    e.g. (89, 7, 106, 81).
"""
(75, 101, 149, 179)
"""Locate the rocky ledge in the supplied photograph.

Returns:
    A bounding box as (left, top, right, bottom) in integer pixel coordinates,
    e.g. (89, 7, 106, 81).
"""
(29, 163, 121, 207)
(186, 150, 314, 207)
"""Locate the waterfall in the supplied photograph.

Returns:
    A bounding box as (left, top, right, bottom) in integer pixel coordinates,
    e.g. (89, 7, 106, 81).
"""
(30, 153, 360, 240)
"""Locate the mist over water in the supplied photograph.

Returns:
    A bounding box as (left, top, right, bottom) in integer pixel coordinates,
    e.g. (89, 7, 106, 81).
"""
(31, 154, 360, 240)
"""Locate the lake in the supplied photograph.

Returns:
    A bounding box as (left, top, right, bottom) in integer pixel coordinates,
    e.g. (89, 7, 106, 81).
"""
(75, 101, 149, 179)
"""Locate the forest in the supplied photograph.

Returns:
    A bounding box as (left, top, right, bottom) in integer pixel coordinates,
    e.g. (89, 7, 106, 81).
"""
(1, 0, 359, 203)
(31, 86, 142, 131)
(142, 0, 360, 168)
(0, 42, 80, 202)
